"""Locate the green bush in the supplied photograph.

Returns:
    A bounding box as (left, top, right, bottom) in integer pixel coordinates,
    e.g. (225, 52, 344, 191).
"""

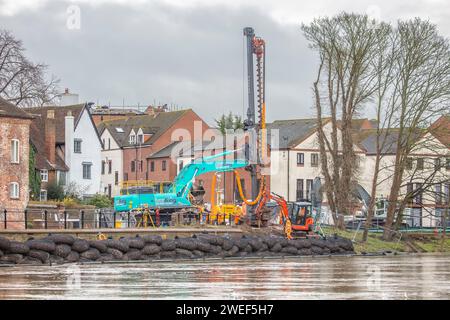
(86, 194, 113, 208)
(47, 181, 65, 201)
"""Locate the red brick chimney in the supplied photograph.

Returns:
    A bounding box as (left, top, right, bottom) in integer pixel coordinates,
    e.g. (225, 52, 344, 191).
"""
(45, 110, 56, 165)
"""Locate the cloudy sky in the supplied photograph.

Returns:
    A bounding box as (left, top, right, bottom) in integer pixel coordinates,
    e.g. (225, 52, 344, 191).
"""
(1, 0, 449, 124)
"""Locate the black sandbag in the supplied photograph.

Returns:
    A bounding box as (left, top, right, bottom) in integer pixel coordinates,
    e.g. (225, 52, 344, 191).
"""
(196, 241, 212, 253)
(262, 237, 278, 248)
(311, 246, 323, 255)
(141, 244, 161, 255)
(175, 238, 197, 251)
(310, 238, 325, 248)
(27, 239, 56, 253)
(8, 241, 30, 254)
(81, 248, 101, 260)
(46, 234, 75, 245)
(123, 249, 142, 261)
(295, 239, 312, 249)
(322, 248, 331, 255)
(298, 248, 312, 256)
(243, 244, 253, 253)
(66, 251, 80, 262)
(258, 243, 269, 252)
(0, 236, 11, 251)
(89, 240, 108, 253)
(249, 238, 264, 251)
(141, 235, 163, 245)
(196, 234, 223, 246)
(228, 245, 239, 256)
(237, 251, 248, 257)
(50, 255, 65, 264)
(221, 239, 234, 251)
(71, 239, 90, 253)
(210, 245, 223, 255)
(161, 240, 176, 251)
(235, 238, 250, 250)
(192, 250, 205, 258)
(104, 239, 129, 253)
(18, 256, 43, 265)
(175, 248, 195, 259)
(0, 253, 23, 264)
(97, 253, 115, 262)
(28, 250, 50, 263)
(54, 244, 72, 258)
(126, 237, 145, 250)
(160, 250, 176, 258)
(281, 246, 298, 255)
(270, 243, 282, 253)
(106, 248, 123, 260)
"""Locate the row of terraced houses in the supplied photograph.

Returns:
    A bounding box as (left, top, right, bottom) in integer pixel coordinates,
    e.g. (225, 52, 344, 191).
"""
(0, 93, 449, 229)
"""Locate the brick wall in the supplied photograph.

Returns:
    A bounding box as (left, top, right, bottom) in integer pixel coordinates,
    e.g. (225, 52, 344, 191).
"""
(0, 117, 31, 229)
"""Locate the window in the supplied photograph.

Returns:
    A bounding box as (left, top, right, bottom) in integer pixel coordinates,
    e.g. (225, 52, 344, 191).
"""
(446, 158, 450, 171)
(297, 153, 304, 165)
(74, 139, 82, 153)
(11, 139, 19, 163)
(114, 171, 119, 185)
(101, 161, 106, 175)
(137, 134, 144, 144)
(82, 163, 92, 179)
(296, 179, 304, 201)
(40, 169, 48, 182)
(131, 161, 136, 172)
(150, 161, 155, 172)
(129, 134, 136, 145)
(311, 153, 319, 167)
(445, 184, 450, 205)
(435, 158, 441, 170)
(306, 179, 313, 201)
(416, 158, 424, 170)
(9, 182, 19, 199)
(139, 160, 143, 172)
(435, 184, 442, 205)
(58, 171, 67, 186)
(415, 183, 422, 204)
(108, 160, 112, 174)
(40, 189, 48, 202)
(124, 173, 128, 181)
(406, 157, 413, 170)
(102, 139, 105, 149)
(162, 160, 167, 171)
(406, 183, 414, 203)
(108, 139, 111, 150)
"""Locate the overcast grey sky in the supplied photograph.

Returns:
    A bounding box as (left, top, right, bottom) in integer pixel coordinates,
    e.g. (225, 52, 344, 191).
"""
(1, 0, 449, 124)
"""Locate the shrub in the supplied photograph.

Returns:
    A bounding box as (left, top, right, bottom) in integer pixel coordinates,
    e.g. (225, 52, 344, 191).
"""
(86, 194, 112, 208)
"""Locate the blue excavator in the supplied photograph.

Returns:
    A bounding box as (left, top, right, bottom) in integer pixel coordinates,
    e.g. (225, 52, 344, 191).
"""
(114, 150, 248, 218)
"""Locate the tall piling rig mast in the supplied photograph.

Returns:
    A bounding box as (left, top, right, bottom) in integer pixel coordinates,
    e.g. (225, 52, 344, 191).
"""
(242, 27, 270, 226)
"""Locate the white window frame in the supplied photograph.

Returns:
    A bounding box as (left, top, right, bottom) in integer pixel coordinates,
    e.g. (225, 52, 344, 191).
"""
(40, 189, 48, 202)
(40, 169, 49, 182)
(11, 139, 19, 164)
(129, 134, 136, 145)
(9, 182, 19, 199)
(83, 162, 92, 180)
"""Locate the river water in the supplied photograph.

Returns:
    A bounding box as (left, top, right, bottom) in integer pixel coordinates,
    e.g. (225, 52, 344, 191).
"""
(0, 254, 449, 299)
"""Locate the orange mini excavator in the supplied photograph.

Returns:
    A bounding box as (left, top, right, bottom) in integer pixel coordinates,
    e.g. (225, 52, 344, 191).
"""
(257, 192, 316, 239)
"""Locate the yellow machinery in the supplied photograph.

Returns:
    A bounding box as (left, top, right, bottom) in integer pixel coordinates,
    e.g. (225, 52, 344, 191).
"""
(209, 173, 243, 225)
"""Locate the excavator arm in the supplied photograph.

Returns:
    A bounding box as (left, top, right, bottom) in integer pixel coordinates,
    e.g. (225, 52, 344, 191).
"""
(171, 149, 248, 199)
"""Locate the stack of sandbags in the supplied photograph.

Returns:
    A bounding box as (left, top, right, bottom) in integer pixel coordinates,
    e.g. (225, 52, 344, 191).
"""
(0, 234, 354, 265)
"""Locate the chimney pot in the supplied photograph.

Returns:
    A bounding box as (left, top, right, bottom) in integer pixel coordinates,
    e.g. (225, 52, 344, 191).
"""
(67, 111, 72, 117)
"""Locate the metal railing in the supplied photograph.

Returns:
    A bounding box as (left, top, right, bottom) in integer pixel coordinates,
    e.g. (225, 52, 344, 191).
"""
(0, 208, 241, 230)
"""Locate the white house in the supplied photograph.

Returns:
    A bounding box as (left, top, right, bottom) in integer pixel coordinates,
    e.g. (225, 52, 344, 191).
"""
(98, 126, 123, 197)
(25, 104, 103, 199)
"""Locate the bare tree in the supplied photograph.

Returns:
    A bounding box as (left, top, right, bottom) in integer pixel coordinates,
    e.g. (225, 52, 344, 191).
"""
(0, 29, 59, 107)
(382, 19, 450, 240)
(302, 13, 389, 228)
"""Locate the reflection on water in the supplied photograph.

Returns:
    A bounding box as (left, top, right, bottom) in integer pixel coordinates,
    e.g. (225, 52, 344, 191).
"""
(0, 254, 449, 300)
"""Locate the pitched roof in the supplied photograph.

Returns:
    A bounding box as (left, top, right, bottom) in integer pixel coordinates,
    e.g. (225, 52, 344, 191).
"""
(98, 109, 190, 148)
(147, 140, 214, 159)
(430, 115, 450, 148)
(23, 104, 86, 144)
(0, 97, 34, 120)
(267, 118, 323, 149)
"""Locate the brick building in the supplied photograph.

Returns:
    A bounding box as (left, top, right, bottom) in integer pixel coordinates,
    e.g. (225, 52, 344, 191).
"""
(0, 98, 33, 229)
(97, 108, 209, 197)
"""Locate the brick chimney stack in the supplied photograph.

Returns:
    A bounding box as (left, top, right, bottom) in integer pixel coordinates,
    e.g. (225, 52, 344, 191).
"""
(45, 110, 56, 165)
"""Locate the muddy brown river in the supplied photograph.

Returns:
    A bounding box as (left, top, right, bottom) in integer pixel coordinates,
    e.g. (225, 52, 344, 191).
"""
(0, 254, 449, 299)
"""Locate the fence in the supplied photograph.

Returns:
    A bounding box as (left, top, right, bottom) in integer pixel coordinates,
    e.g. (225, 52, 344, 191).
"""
(0, 208, 240, 230)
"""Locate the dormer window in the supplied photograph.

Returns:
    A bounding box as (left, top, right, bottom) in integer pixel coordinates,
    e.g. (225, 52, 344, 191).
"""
(137, 128, 144, 144)
(129, 129, 136, 145)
